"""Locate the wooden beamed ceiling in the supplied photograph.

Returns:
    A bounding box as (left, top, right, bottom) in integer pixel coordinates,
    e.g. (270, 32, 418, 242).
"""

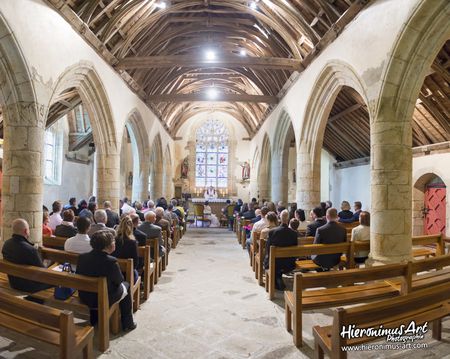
(48, 0, 368, 136)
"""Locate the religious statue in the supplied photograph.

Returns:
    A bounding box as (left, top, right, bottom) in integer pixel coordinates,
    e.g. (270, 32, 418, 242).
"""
(181, 157, 189, 178)
(204, 186, 217, 199)
(293, 168, 296, 183)
(127, 171, 133, 187)
(241, 161, 250, 180)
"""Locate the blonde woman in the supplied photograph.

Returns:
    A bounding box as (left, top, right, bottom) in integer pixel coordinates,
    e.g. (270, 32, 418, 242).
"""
(112, 216, 139, 283)
(338, 200, 353, 221)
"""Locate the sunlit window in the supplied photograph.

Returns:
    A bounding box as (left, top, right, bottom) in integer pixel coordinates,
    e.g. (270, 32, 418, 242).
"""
(44, 124, 63, 185)
(195, 119, 228, 188)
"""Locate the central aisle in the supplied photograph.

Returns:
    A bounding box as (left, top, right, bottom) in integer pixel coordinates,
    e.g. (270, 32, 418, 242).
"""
(102, 228, 306, 359)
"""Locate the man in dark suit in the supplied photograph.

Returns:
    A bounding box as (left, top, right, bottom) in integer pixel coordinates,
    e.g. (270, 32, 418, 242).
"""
(54, 209, 77, 238)
(2, 219, 52, 293)
(76, 230, 136, 331)
(306, 207, 326, 237)
(138, 211, 165, 258)
(104, 201, 120, 228)
(264, 210, 298, 290)
(312, 208, 347, 270)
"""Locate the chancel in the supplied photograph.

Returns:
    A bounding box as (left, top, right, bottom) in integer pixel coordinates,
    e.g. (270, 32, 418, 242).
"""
(0, 0, 448, 358)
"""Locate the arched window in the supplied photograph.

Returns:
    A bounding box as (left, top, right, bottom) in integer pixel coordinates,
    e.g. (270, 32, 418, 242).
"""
(195, 119, 229, 188)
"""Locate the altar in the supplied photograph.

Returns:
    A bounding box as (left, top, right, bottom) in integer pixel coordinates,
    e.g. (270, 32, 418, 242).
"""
(189, 198, 230, 218)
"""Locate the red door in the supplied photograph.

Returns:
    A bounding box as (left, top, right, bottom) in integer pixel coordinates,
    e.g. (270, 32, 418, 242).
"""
(424, 184, 446, 235)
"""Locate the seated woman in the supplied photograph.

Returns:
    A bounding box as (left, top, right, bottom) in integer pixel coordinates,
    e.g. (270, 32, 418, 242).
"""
(42, 211, 53, 237)
(350, 211, 370, 264)
(113, 216, 139, 283)
(294, 208, 308, 232)
(76, 230, 136, 331)
(260, 212, 279, 242)
(338, 200, 353, 221)
(203, 201, 220, 227)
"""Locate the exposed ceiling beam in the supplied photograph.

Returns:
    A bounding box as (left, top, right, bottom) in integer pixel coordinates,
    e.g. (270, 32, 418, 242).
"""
(147, 93, 278, 104)
(328, 103, 363, 123)
(116, 55, 303, 71)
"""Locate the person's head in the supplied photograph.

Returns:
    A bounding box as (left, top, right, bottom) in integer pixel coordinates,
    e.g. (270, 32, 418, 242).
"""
(62, 209, 75, 222)
(123, 197, 129, 204)
(155, 207, 164, 219)
(311, 207, 322, 220)
(76, 216, 91, 234)
(260, 206, 269, 218)
(147, 200, 155, 209)
(69, 197, 76, 206)
(325, 200, 332, 209)
(251, 198, 257, 203)
(103, 201, 112, 209)
(226, 199, 231, 204)
(52, 200, 62, 213)
(320, 202, 327, 214)
(359, 211, 370, 226)
(117, 215, 133, 240)
(280, 209, 289, 225)
(94, 209, 107, 224)
(167, 204, 174, 211)
(289, 218, 300, 231)
(266, 201, 276, 212)
(266, 212, 278, 226)
(326, 208, 338, 222)
(277, 201, 284, 208)
(248, 202, 255, 211)
(295, 209, 306, 222)
(341, 201, 351, 211)
(12, 218, 30, 239)
(237, 199, 243, 205)
(90, 230, 115, 254)
(171, 199, 178, 207)
(88, 196, 96, 203)
(145, 210, 156, 223)
(43, 212, 49, 225)
(130, 213, 140, 228)
(78, 199, 87, 209)
(135, 201, 143, 210)
(254, 209, 261, 217)
(354, 201, 362, 211)
(88, 202, 97, 213)
(205, 201, 209, 206)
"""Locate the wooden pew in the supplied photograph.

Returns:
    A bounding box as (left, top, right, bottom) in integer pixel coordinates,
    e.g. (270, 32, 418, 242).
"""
(249, 231, 259, 269)
(267, 243, 352, 299)
(137, 245, 154, 300)
(161, 230, 169, 270)
(240, 219, 251, 249)
(0, 259, 118, 352)
(0, 289, 94, 359)
(285, 262, 410, 347)
(412, 233, 445, 258)
(43, 235, 68, 250)
(313, 282, 450, 358)
(39, 247, 141, 312)
(146, 237, 162, 283)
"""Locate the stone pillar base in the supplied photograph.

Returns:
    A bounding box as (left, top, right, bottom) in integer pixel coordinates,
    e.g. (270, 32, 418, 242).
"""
(365, 252, 413, 267)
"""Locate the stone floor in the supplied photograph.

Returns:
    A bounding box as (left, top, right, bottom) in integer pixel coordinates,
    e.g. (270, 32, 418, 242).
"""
(0, 228, 449, 358)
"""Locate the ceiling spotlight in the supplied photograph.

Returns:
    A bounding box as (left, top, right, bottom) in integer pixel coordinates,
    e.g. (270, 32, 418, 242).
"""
(240, 49, 247, 56)
(155, 2, 167, 9)
(207, 88, 219, 100)
(205, 50, 216, 60)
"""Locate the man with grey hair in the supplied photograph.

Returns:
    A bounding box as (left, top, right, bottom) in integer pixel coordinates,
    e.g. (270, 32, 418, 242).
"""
(104, 200, 120, 228)
(263, 209, 298, 290)
(155, 207, 172, 241)
(2, 219, 51, 292)
(138, 211, 165, 258)
(88, 209, 116, 237)
(146, 200, 155, 212)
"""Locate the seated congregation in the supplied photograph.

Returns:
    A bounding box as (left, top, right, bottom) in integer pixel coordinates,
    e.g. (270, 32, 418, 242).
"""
(0, 195, 186, 356)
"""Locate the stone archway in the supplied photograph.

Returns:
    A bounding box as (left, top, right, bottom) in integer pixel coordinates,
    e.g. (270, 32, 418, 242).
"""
(122, 109, 150, 202)
(0, 14, 44, 242)
(258, 134, 272, 201)
(48, 62, 119, 209)
(299, 60, 369, 212)
(149, 134, 163, 200)
(163, 145, 173, 198)
(370, 0, 450, 263)
(271, 110, 296, 204)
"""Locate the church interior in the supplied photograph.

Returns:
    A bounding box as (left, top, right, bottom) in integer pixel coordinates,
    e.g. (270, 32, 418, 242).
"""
(0, 0, 448, 358)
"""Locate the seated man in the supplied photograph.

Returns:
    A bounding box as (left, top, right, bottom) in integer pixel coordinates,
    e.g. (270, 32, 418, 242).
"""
(130, 213, 147, 247)
(2, 219, 51, 293)
(88, 209, 116, 237)
(55, 209, 77, 238)
(76, 230, 136, 331)
(104, 201, 120, 228)
(312, 208, 347, 270)
(138, 211, 165, 259)
(339, 201, 363, 223)
(65, 217, 92, 254)
(155, 207, 172, 248)
(263, 210, 298, 290)
(246, 207, 269, 255)
(305, 207, 326, 237)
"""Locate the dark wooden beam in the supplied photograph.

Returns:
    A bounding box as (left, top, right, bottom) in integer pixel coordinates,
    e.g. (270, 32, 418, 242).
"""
(116, 55, 302, 71)
(147, 93, 278, 104)
(328, 103, 363, 123)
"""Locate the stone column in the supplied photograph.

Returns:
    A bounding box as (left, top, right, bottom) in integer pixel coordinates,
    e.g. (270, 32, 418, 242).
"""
(96, 152, 121, 211)
(296, 141, 320, 213)
(1, 104, 45, 244)
(135, 157, 150, 202)
(271, 153, 288, 204)
(369, 106, 412, 264)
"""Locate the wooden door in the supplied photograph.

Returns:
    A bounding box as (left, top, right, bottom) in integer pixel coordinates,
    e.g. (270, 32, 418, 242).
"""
(424, 184, 446, 235)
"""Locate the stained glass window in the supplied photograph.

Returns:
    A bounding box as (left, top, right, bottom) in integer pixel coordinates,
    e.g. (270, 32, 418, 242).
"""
(196, 119, 229, 188)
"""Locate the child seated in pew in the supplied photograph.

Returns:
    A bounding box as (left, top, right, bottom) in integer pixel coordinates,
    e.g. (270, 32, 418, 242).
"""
(350, 211, 370, 264)
(76, 230, 137, 332)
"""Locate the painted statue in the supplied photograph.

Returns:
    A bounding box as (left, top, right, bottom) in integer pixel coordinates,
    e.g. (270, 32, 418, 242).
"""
(241, 161, 250, 180)
(181, 157, 189, 178)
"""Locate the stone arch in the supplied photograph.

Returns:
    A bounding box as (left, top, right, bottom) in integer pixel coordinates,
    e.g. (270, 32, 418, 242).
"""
(149, 133, 164, 200)
(258, 133, 272, 201)
(122, 109, 150, 202)
(0, 14, 44, 242)
(298, 60, 369, 211)
(163, 145, 173, 198)
(49, 62, 120, 208)
(271, 109, 296, 204)
(370, 0, 450, 263)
